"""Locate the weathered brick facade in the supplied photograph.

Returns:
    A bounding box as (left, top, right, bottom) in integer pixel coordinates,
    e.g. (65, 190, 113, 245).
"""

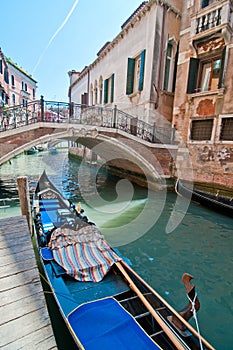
(172, 0, 233, 189)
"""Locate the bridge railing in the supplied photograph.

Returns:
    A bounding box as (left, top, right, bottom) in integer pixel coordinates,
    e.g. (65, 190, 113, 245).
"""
(0, 97, 174, 144)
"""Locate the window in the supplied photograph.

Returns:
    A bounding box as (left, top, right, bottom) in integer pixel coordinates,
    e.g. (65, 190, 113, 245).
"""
(104, 74, 114, 104)
(90, 83, 93, 105)
(220, 118, 233, 141)
(0, 60, 2, 74)
(190, 119, 214, 140)
(187, 49, 225, 94)
(4, 69, 9, 84)
(126, 49, 146, 95)
(11, 75, 15, 87)
(33, 88, 35, 98)
(199, 57, 222, 92)
(99, 76, 103, 104)
(163, 41, 178, 92)
(12, 94, 15, 105)
(201, 0, 209, 8)
(201, 0, 215, 8)
(94, 80, 97, 105)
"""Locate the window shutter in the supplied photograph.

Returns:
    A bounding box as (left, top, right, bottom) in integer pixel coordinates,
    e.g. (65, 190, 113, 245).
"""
(172, 42, 179, 92)
(111, 74, 114, 103)
(126, 58, 135, 95)
(218, 47, 226, 89)
(104, 79, 108, 104)
(186, 58, 199, 94)
(139, 49, 146, 91)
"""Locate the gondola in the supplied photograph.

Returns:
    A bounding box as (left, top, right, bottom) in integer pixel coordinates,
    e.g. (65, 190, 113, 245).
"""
(176, 179, 233, 218)
(33, 171, 214, 350)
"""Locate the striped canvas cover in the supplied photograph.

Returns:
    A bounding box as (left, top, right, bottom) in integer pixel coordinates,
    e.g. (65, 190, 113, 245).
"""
(49, 225, 120, 282)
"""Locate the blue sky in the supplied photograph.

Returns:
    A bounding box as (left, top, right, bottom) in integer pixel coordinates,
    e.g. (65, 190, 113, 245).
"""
(1, 0, 142, 102)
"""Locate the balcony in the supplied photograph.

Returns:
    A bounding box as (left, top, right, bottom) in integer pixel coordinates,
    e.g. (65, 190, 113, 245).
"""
(20, 89, 30, 98)
(190, 0, 233, 42)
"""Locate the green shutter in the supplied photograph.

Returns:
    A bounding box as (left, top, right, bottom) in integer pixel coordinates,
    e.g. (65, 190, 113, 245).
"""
(139, 50, 146, 91)
(172, 42, 179, 92)
(126, 58, 135, 95)
(186, 58, 199, 94)
(111, 74, 114, 103)
(104, 79, 108, 104)
(218, 47, 226, 89)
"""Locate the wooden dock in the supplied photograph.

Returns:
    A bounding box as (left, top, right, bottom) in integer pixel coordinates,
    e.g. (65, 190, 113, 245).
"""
(0, 216, 57, 349)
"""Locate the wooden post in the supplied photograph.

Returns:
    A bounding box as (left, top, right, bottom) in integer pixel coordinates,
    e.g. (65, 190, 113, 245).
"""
(17, 176, 32, 233)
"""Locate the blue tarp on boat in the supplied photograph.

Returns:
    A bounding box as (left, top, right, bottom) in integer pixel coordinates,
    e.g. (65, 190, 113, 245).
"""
(68, 297, 161, 350)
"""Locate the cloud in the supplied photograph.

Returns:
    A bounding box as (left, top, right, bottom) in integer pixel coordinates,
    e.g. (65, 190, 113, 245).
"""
(32, 0, 79, 74)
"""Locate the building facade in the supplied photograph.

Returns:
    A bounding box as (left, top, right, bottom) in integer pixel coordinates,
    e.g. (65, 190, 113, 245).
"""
(173, 0, 233, 188)
(68, 0, 182, 128)
(0, 48, 37, 107)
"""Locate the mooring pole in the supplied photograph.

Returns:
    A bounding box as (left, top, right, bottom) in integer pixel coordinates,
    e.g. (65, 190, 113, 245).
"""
(17, 176, 32, 233)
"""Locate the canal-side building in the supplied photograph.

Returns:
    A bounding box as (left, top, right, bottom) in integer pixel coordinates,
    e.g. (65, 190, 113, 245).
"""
(68, 0, 182, 128)
(0, 48, 9, 106)
(172, 0, 233, 188)
(0, 47, 37, 107)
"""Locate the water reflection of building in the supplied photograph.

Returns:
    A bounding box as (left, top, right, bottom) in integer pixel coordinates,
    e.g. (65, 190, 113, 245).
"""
(0, 47, 37, 107)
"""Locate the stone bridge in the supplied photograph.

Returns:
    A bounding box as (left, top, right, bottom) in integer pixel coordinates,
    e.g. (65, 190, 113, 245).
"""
(0, 101, 178, 189)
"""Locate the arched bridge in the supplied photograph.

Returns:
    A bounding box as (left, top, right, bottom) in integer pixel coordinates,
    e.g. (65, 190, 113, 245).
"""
(0, 99, 178, 189)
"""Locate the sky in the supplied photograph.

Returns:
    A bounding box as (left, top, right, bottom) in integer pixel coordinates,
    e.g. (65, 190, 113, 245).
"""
(1, 0, 142, 102)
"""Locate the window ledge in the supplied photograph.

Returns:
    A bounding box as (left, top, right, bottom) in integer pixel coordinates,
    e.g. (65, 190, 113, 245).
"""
(188, 140, 214, 144)
(127, 91, 141, 98)
(188, 88, 224, 99)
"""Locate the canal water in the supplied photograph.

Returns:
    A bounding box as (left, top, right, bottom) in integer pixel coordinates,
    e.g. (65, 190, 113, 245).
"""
(0, 148, 232, 349)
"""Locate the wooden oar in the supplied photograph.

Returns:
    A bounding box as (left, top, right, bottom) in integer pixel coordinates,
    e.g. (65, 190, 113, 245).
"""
(115, 261, 186, 350)
(119, 259, 215, 350)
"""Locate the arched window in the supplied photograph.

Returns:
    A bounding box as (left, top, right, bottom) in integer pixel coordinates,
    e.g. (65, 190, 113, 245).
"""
(90, 83, 93, 105)
(99, 76, 103, 105)
(94, 80, 98, 105)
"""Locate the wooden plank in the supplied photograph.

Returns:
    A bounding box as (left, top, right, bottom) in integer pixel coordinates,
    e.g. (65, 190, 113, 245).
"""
(0, 291, 46, 326)
(2, 326, 57, 350)
(0, 269, 41, 292)
(0, 277, 42, 307)
(0, 216, 57, 349)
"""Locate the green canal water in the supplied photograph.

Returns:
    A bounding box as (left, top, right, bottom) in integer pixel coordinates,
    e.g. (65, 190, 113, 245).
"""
(0, 148, 232, 349)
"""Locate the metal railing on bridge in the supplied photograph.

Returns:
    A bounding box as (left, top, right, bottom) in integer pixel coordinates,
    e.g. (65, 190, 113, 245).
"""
(0, 96, 175, 144)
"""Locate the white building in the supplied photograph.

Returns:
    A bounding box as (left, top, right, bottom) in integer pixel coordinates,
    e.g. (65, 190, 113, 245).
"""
(68, 0, 182, 127)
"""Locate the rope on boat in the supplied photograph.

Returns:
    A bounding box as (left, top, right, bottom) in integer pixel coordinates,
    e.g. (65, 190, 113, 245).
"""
(187, 292, 204, 350)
